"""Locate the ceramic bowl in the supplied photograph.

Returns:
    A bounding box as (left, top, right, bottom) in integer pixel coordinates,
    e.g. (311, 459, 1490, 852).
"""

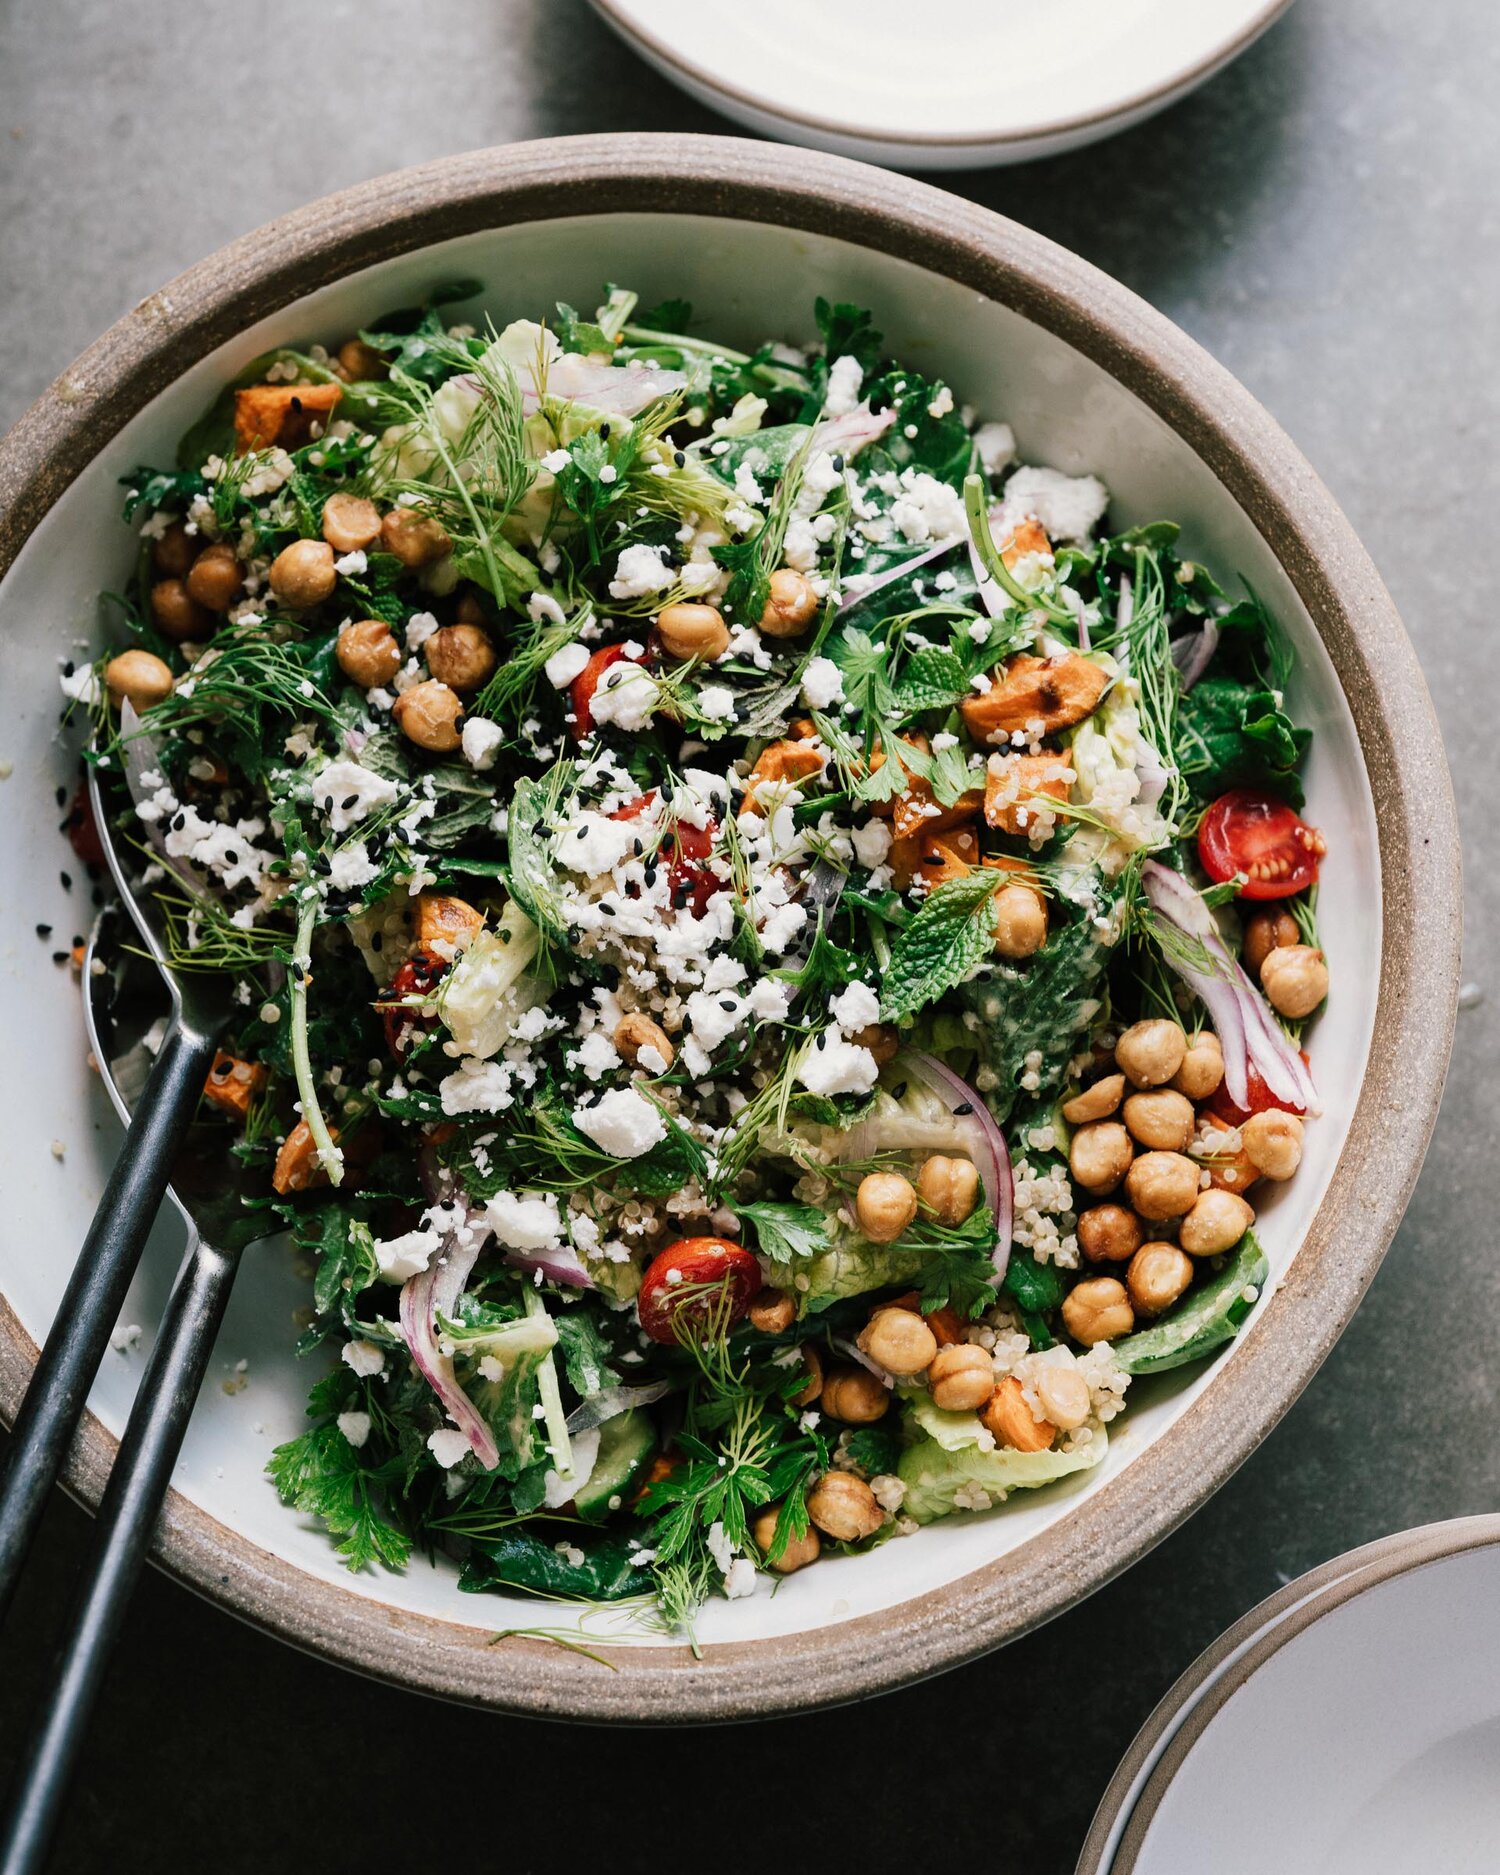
(0, 135, 1459, 1720)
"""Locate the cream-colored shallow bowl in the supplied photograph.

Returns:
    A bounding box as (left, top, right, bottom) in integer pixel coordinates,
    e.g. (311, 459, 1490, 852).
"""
(1079, 1518, 1500, 1873)
(0, 136, 1459, 1721)
(590, 0, 1296, 169)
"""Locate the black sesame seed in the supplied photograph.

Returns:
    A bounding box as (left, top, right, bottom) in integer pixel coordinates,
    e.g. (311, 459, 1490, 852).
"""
(600, 423, 611, 440)
(832, 454, 845, 472)
(953, 1101, 974, 1116)
(36, 924, 51, 939)
(575, 826, 588, 840)
(223, 848, 238, 865)
(719, 997, 737, 1012)
(59, 871, 72, 891)
(890, 1082, 907, 1101)
(71, 933, 83, 949)
(51, 950, 68, 965)
(632, 839, 644, 857)
(170, 812, 185, 833)
(341, 794, 358, 812)
(62, 660, 74, 678)
(54, 785, 66, 808)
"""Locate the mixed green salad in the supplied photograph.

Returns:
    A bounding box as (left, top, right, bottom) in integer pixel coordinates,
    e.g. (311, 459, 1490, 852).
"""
(71, 284, 1330, 1637)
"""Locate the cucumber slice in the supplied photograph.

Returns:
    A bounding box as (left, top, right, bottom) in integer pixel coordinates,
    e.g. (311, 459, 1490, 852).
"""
(574, 1408, 655, 1524)
(1112, 1233, 1270, 1375)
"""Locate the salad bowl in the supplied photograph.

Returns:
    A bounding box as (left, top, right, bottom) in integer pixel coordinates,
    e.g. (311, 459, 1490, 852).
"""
(0, 134, 1458, 1719)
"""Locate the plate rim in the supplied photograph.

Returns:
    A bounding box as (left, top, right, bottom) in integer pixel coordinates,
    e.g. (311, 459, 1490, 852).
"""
(587, 0, 1297, 151)
(0, 133, 1462, 1721)
(1089, 1515, 1500, 1873)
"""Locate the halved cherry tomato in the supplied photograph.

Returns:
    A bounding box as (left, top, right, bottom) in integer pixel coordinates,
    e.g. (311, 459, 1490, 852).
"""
(1207, 1053, 1310, 1127)
(378, 947, 448, 1058)
(637, 1237, 763, 1346)
(610, 791, 722, 917)
(1198, 788, 1325, 900)
(569, 642, 646, 739)
(65, 780, 105, 868)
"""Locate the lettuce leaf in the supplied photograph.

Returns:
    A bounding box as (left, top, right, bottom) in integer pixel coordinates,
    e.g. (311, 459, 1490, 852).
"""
(897, 1408, 1108, 1523)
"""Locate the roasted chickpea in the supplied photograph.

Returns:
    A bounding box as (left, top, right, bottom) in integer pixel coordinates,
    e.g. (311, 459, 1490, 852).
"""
(1062, 1073, 1125, 1125)
(1061, 1277, 1135, 1346)
(613, 1011, 675, 1070)
(927, 1344, 996, 1412)
(993, 883, 1048, 959)
(425, 623, 497, 692)
(1242, 906, 1300, 977)
(1115, 1018, 1188, 1088)
(1179, 1187, 1255, 1257)
(848, 1022, 900, 1065)
(1127, 1242, 1194, 1316)
(1172, 1030, 1225, 1100)
(391, 679, 463, 753)
(381, 507, 452, 568)
(1070, 1121, 1135, 1196)
(820, 1367, 889, 1424)
(1036, 1365, 1092, 1431)
(751, 1504, 820, 1574)
(758, 567, 820, 638)
(917, 1155, 980, 1226)
(1242, 1109, 1304, 1181)
(655, 602, 730, 662)
(1077, 1203, 1145, 1265)
(1122, 1088, 1195, 1152)
(336, 617, 402, 689)
(981, 1375, 1055, 1452)
(184, 543, 242, 612)
(149, 577, 210, 642)
(337, 337, 389, 382)
(748, 1287, 796, 1336)
(321, 492, 382, 554)
(859, 1307, 938, 1377)
(855, 1171, 918, 1244)
(1125, 1150, 1202, 1222)
(791, 1345, 824, 1407)
(151, 519, 195, 577)
(268, 538, 337, 609)
(103, 648, 173, 712)
(806, 1472, 885, 1543)
(1259, 946, 1329, 1019)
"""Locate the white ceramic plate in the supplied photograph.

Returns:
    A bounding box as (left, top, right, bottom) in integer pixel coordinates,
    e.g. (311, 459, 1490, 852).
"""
(590, 0, 1296, 168)
(1091, 1519, 1500, 1874)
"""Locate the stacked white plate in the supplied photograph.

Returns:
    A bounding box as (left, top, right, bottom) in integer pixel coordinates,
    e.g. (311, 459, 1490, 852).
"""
(589, 0, 1296, 168)
(1078, 1517, 1500, 1873)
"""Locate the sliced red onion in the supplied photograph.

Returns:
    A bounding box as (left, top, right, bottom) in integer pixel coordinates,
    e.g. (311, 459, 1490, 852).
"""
(830, 1335, 894, 1389)
(117, 701, 211, 898)
(502, 1245, 596, 1291)
(564, 1380, 674, 1435)
(528, 354, 686, 418)
(1171, 617, 1220, 692)
(837, 537, 954, 612)
(1142, 861, 1320, 1115)
(398, 1213, 500, 1470)
(908, 1053, 1014, 1284)
(811, 401, 896, 461)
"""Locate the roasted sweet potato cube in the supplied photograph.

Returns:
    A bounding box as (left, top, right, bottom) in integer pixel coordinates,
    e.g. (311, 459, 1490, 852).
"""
(413, 892, 485, 956)
(742, 739, 826, 812)
(959, 652, 1109, 743)
(202, 1052, 267, 1120)
(983, 752, 1074, 835)
(271, 1118, 338, 1195)
(915, 827, 979, 891)
(1000, 516, 1052, 568)
(891, 776, 983, 841)
(233, 381, 343, 455)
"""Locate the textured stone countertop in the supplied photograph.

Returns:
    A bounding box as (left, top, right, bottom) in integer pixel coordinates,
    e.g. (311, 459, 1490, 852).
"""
(1, 2, 1494, 1868)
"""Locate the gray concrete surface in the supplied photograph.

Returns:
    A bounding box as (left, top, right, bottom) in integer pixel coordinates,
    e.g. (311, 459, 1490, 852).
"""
(0, 2, 1495, 1869)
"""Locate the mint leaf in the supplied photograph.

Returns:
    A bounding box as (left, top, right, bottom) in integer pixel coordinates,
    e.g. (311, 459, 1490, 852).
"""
(894, 646, 973, 715)
(735, 1200, 832, 1264)
(880, 869, 1004, 1022)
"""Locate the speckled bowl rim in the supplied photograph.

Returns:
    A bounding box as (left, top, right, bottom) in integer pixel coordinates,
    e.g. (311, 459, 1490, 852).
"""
(0, 134, 1461, 1723)
(1076, 1515, 1500, 1873)
(587, 0, 1295, 152)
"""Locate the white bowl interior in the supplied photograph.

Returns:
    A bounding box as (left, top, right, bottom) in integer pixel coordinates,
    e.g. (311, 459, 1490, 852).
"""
(1129, 1542, 1500, 1874)
(0, 212, 1379, 1652)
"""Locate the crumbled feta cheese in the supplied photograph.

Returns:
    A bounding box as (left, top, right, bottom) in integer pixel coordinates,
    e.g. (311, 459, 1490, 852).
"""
(337, 1411, 372, 1449)
(800, 657, 845, 710)
(571, 1087, 667, 1158)
(608, 543, 674, 600)
(851, 818, 892, 868)
(975, 421, 1016, 474)
(797, 1036, 880, 1098)
(372, 1225, 442, 1282)
(824, 353, 864, 416)
(427, 1428, 471, 1469)
(341, 1339, 386, 1378)
(695, 684, 737, 722)
(587, 659, 660, 732)
(544, 641, 590, 689)
(484, 1190, 564, 1252)
(461, 716, 504, 770)
(327, 840, 379, 890)
(829, 980, 881, 1032)
(311, 759, 400, 831)
(59, 664, 101, 708)
(996, 465, 1110, 543)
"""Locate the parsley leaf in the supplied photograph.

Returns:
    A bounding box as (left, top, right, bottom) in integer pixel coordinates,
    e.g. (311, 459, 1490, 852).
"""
(266, 1424, 411, 1573)
(842, 1421, 904, 1478)
(814, 299, 884, 375)
(734, 1200, 833, 1264)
